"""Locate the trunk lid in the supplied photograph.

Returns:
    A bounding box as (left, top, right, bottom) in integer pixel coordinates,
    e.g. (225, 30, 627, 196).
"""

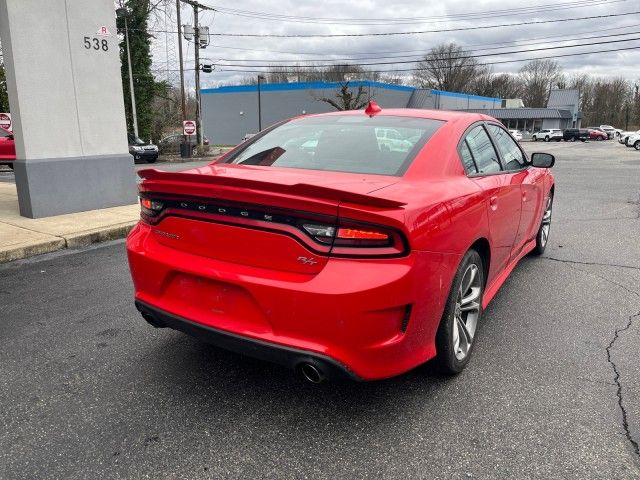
(138, 165, 403, 274)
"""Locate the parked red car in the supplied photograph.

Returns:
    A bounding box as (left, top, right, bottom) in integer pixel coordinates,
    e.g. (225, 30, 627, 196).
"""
(0, 127, 16, 168)
(587, 128, 608, 141)
(127, 106, 555, 382)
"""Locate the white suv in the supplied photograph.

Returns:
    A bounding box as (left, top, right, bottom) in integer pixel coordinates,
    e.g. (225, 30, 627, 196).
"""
(532, 129, 562, 142)
(599, 125, 616, 139)
(626, 132, 640, 150)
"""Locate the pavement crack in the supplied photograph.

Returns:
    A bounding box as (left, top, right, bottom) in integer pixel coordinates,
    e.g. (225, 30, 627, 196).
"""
(543, 257, 640, 272)
(543, 256, 640, 457)
(606, 311, 640, 458)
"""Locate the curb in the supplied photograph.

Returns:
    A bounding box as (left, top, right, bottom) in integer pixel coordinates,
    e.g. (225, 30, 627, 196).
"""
(0, 221, 138, 264)
(0, 238, 66, 264)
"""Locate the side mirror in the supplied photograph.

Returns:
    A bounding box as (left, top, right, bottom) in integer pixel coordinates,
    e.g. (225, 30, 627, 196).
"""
(531, 152, 555, 168)
(7, 134, 14, 140)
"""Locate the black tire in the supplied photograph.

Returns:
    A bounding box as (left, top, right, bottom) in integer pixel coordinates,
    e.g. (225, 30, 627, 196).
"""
(635, 141, 640, 151)
(569, 137, 575, 142)
(532, 193, 553, 256)
(544, 136, 550, 142)
(435, 249, 484, 374)
(532, 136, 538, 142)
(596, 136, 603, 141)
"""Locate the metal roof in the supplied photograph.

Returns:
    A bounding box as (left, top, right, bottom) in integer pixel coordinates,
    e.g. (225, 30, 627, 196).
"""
(547, 89, 580, 108)
(463, 108, 573, 119)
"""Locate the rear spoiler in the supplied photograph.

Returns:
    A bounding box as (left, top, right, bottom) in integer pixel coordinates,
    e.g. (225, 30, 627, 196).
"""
(137, 168, 406, 208)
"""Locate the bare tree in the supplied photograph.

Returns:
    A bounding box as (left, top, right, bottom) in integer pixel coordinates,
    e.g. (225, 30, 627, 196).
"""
(317, 82, 372, 111)
(414, 43, 485, 92)
(471, 72, 523, 99)
(518, 60, 564, 107)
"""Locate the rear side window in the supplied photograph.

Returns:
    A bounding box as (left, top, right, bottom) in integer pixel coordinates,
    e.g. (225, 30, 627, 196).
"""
(487, 124, 527, 171)
(224, 115, 445, 176)
(463, 126, 501, 174)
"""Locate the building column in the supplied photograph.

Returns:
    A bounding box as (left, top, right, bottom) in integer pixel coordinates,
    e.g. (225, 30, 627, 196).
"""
(0, 0, 135, 218)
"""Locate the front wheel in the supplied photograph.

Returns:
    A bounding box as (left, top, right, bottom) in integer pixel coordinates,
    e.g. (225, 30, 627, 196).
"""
(532, 193, 553, 256)
(596, 136, 603, 141)
(435, 250, 484, 374)
(569, 137, 575, 142)
(634, 141, 640, 151)
(544, 136, 550, 142)
(532, 136, 538, 142)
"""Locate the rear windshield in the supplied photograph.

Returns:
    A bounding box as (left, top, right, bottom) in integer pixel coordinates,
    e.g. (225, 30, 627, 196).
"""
(224, 115, 445, 176)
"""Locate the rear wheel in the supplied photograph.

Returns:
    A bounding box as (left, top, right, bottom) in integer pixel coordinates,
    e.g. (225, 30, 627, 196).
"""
(635, 141, 640, 151)
(596, 136, 603, 141)
(532, 193, 553, 256)
(544, 136, 550, 142)
(569, 137, 575, 142)
(435, 249, 484, 374)
(532, 136, 538, 142)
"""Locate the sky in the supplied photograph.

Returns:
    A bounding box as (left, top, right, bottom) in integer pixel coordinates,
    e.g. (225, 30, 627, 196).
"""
(149, 0, 640, 90)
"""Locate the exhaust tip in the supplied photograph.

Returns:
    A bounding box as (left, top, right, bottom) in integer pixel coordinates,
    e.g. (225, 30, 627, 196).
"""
(299, 363, 325, 384)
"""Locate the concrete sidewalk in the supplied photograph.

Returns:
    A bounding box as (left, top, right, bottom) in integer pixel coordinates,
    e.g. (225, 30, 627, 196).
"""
(0, 182, 138, 263)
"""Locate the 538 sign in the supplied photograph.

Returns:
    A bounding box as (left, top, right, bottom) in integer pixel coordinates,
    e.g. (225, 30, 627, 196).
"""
(83, 36, 109, 52)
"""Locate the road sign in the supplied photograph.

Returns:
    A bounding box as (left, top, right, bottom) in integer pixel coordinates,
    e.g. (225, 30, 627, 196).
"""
(0, 113, 11, 131)
(183, 120, 196, 136)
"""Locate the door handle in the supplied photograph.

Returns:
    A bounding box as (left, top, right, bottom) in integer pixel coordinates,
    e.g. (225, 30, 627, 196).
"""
(489, 195, 498, 210)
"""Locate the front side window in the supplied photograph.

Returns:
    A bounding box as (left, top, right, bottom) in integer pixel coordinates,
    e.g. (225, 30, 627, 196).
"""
(464, 126, 501, 174)
(487, 124, 527, 171)
(225, 115, 445, 176)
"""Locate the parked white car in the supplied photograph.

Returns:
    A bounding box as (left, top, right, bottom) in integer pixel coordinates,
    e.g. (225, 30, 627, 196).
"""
(618, 130, 639, 145)
(625, 132, 640, 150)
(599, 125, 616, 139)
(532, 129, 562, 142)
(508, 129, 523, 142)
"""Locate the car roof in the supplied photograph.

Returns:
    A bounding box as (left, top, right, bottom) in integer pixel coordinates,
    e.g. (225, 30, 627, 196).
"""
(300, 108, 497, 123)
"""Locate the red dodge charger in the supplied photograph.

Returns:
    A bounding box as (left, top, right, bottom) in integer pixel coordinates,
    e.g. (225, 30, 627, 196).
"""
(127, 105, 555, 382)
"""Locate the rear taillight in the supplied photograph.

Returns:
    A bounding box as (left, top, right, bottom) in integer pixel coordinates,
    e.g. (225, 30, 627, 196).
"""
(140, 197, 164, 217)
(301, 220, 406, 257)
(137, 194, 408, 257)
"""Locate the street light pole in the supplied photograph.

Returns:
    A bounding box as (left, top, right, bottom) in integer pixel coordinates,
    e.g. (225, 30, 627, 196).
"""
(257, 75, 265, 131)
(193, 5, 203, 150)
(117, 9, 139, 138)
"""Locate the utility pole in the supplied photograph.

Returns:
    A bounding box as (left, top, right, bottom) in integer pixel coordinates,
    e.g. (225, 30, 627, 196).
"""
(179, 0, 213, 152)
(176, 0, 188, 156)
(193, 5, 202, 150)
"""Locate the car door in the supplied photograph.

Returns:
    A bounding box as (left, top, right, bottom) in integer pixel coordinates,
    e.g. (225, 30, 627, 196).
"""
(486, 123, 545, 256)
(462, 124, 522, 278)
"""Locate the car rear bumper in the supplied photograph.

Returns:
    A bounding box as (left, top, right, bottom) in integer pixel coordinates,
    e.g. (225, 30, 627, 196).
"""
(135, 300, 360, 381)
(127, 222, 458, 380)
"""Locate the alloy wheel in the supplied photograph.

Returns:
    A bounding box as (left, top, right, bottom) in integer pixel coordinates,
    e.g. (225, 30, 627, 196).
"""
(452, 264, 481, 360)
(540, 196, 552, 247)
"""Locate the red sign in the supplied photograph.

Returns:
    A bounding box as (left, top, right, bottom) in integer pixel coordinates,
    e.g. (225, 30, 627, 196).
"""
(0, 113, 11, 131)
(183, 120, 196, 136)
(96, 26, 111, 36)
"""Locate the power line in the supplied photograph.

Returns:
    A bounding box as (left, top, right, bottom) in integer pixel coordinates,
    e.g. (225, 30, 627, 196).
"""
(150, 44, 640, 76)
(214, 30, 640, 64)
(205, 23, 640, 58)
(203, 36, 640, 68)
(205, 0, 628, 25)
(144, 10, 640, 38)
(210, 11, 639, 38)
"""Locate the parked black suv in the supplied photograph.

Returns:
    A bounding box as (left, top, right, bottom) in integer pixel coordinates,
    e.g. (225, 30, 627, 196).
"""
(563, 128, 589, 142)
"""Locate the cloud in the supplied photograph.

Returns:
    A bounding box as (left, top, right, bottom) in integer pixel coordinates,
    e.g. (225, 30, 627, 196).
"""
(150, 0, 640, 88)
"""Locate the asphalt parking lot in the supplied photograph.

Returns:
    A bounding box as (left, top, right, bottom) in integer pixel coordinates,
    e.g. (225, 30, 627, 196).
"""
(1, 140, 639, 479)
